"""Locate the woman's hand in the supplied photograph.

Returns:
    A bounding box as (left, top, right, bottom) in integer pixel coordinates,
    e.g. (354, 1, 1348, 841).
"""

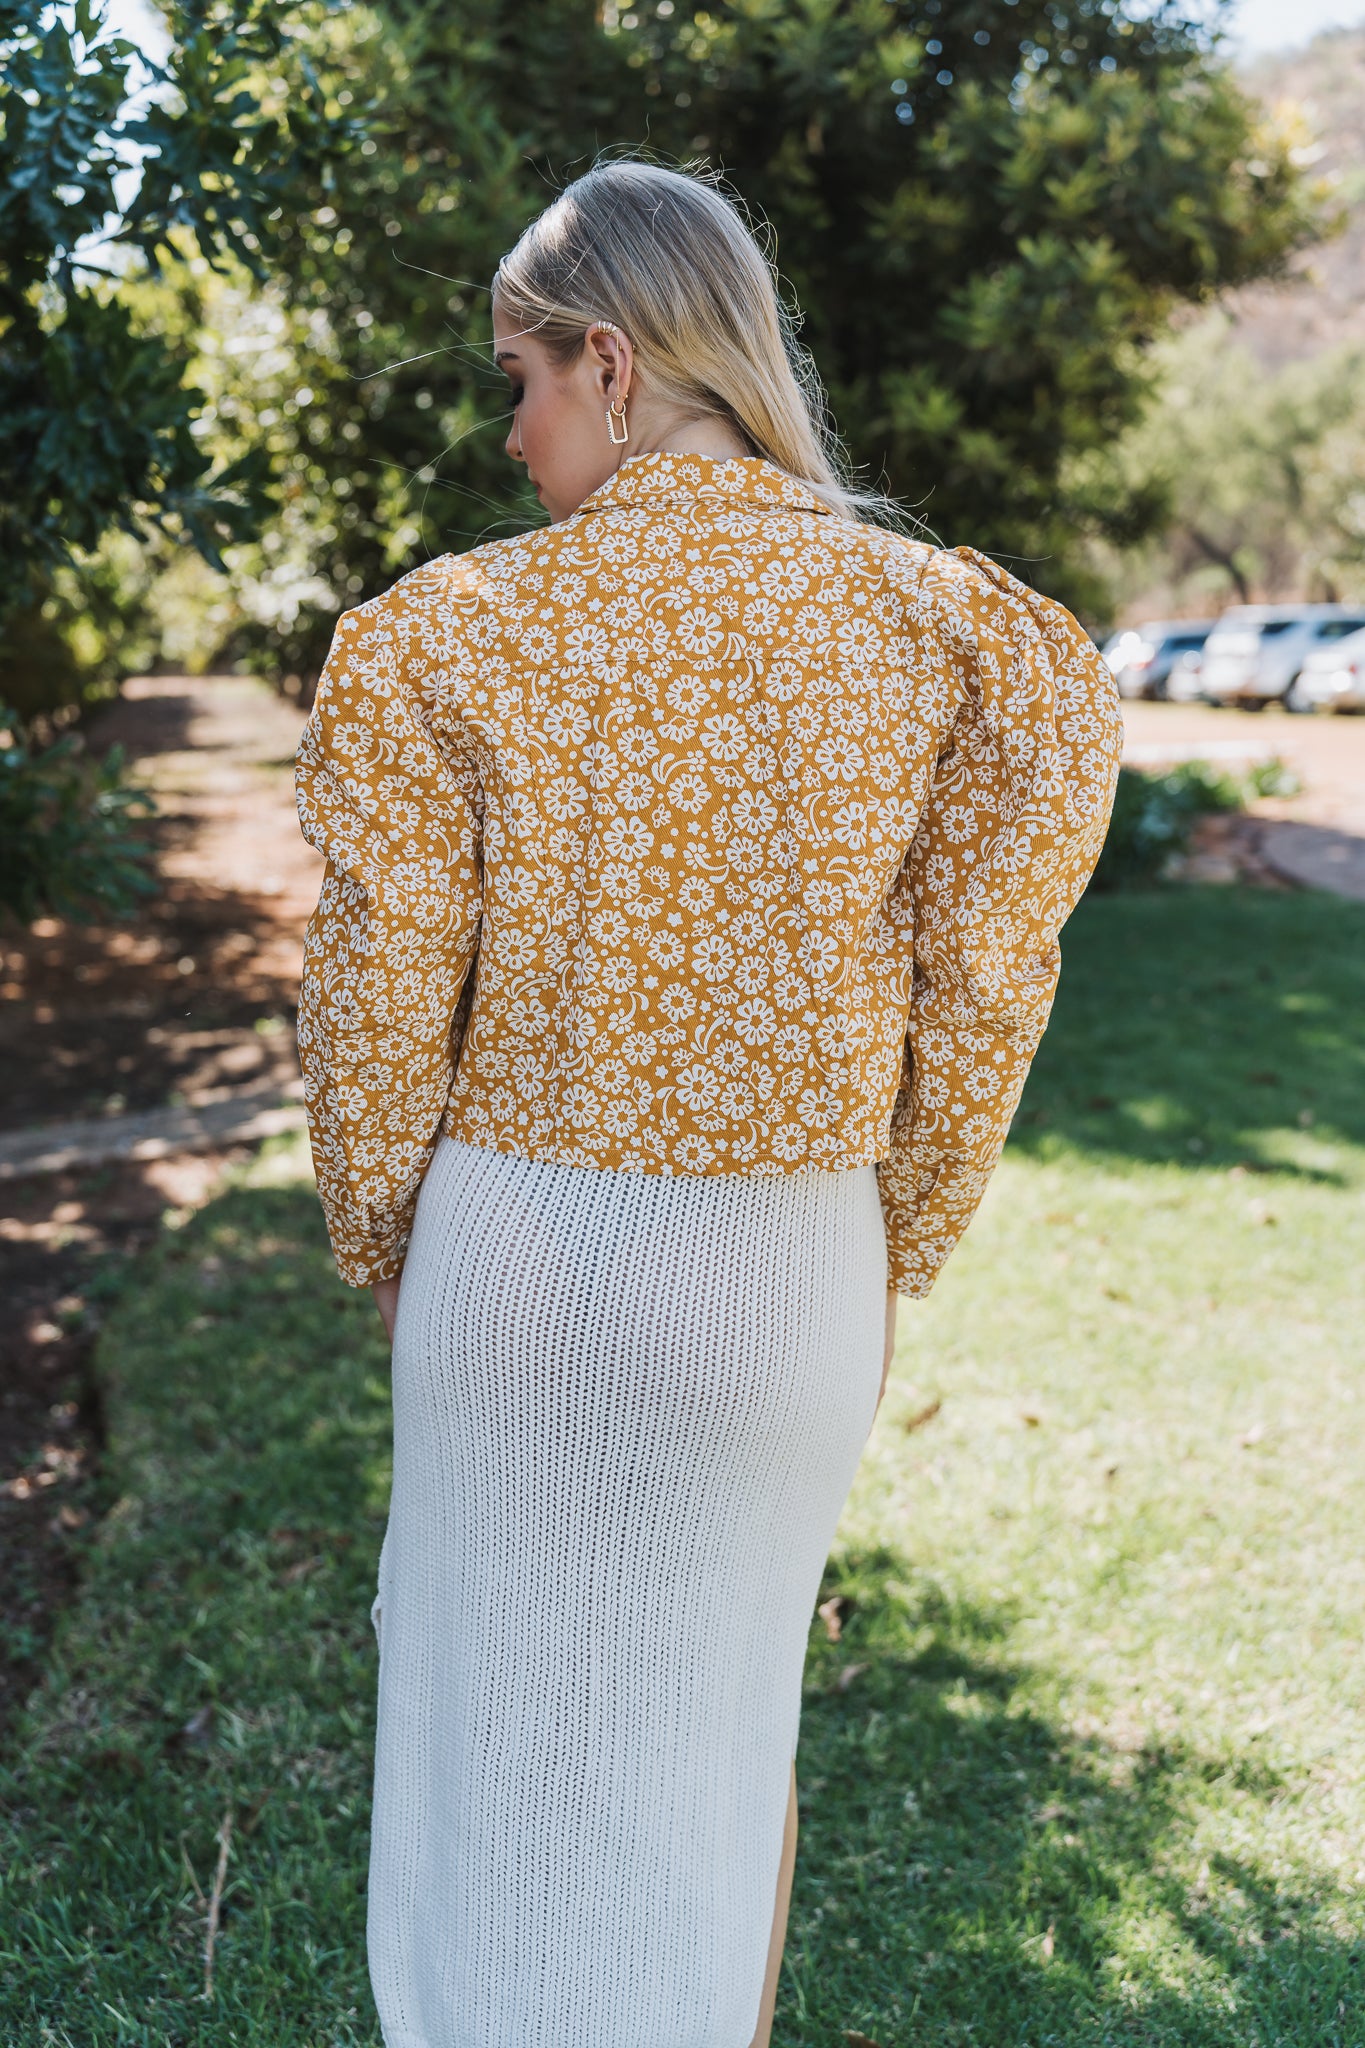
(877, 1284, 898, 1414)
(372, 1274, 402, 1344)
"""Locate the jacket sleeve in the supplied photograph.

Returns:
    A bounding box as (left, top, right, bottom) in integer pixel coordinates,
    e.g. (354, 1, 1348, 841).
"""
(877, 546, 1123, 1297)
(294, 574, 483, 1287)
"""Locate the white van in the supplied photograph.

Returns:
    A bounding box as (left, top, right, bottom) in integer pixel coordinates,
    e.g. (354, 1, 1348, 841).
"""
(1201, 605, 1365, 708)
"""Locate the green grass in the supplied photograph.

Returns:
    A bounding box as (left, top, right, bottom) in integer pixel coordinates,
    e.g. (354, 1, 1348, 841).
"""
(3, 887, 1365, 2046)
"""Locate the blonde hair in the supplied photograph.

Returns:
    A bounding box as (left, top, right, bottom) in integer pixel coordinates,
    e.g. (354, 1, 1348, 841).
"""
(492, 160, 881, 522)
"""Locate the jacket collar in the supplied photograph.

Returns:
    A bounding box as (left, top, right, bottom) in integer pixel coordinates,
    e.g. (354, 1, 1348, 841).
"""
(575, 451, 829, 519)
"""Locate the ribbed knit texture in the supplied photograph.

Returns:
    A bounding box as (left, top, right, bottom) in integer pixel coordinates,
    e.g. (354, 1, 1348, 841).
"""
(368, 1137, 888, 2048)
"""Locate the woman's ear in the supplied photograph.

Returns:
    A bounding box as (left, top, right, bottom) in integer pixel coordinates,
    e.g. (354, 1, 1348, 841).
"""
(585, 322, 633, 406)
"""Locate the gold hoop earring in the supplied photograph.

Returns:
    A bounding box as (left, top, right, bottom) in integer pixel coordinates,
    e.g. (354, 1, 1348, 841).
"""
(606, 398, 630, 446)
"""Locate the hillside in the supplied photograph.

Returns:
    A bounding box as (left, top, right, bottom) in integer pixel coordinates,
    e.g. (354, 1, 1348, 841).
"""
(1095, 25, 1365, 626)
(1224, 26, 1365, 364)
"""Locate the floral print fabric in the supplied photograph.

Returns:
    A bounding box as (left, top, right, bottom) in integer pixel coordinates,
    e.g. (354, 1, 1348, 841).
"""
(296, 453, 1122, 1293)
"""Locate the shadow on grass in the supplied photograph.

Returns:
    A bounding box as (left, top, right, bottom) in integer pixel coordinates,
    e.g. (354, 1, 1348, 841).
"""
(789, 1546, 1363, 2047)
(0, 1177, 392, 2046)
(4, 1173, 1361, 2045)
(1011, 888, 1365, 1181)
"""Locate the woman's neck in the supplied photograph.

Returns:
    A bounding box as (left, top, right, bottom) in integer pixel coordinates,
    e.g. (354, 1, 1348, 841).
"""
(632, 414, 752, 463)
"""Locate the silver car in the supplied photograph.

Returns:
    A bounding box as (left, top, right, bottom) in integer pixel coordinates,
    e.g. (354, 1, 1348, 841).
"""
(1102, 620, 1215, 700)
(1165, 646, 1210, 703)
(1201, 605, 1365, 709)
(1286, 621, 1365, 713)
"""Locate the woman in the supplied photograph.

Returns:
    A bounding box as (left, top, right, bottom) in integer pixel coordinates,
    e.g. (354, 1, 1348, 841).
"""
(296, 160, 1122, 2048)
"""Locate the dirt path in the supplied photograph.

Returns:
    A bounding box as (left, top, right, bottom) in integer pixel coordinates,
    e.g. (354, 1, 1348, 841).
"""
(0, 675, 320, 1732)
(1, 675, 319, 1130)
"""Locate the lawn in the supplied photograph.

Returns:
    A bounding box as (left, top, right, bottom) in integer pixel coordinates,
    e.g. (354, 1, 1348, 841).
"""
(3, 886, 1364, 2047)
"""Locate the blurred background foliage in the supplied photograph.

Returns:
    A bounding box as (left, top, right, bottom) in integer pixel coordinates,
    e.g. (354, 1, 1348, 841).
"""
(0, 699, 157, 921)
(0, 0, 359, 727)
(0, 0, 1338, 724)
(1090, 311, 1365, 614)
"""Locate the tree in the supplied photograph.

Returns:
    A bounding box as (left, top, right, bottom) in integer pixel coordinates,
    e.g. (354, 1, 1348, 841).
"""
(197, 0, 1320, 680)
(1092, 310, 1365, 618)
(0, 0, 359, 716)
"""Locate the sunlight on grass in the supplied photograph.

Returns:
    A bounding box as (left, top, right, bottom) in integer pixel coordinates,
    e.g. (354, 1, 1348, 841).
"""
(2, 892, 1363, 2045)
(793, 890, 1365, 2047)
(797, 1143, 1365, 2045)
(0, 1139, 391, 2045)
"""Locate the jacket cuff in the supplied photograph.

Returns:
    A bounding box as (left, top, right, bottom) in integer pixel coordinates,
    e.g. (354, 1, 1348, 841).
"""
(319, 1201, 414, 1289)
(883, 1228, 951, 1299)
(334, 1241, 409, 1290)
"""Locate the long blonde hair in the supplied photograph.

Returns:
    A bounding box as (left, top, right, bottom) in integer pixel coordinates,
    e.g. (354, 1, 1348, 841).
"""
(492, 160, 879, 522)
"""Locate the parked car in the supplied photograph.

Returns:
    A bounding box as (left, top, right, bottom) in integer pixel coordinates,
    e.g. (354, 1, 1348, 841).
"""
(1285, 621, 1365, 713)
(1101, 620, 1216, 699)
(1164, 647, 1210, 703)
(1200, 605, 1365, 709)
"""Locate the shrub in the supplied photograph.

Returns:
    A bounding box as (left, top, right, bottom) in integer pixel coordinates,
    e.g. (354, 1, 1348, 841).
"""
(0, 540, 164, 731)
(0, 706, 157, 924)
(1089, 758, 1299, 892)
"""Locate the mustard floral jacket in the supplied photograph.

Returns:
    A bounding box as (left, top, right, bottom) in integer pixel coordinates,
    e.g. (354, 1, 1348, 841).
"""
(295, 453, 1122, 1294)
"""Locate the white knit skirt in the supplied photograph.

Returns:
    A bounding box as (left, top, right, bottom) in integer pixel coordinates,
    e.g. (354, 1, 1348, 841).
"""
(369, 1136, 887, 2048)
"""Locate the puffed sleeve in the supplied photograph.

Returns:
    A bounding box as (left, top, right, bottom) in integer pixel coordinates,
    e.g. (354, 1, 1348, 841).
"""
(294, 569, 483, 1287)
(877, 546, 1123, 1297)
